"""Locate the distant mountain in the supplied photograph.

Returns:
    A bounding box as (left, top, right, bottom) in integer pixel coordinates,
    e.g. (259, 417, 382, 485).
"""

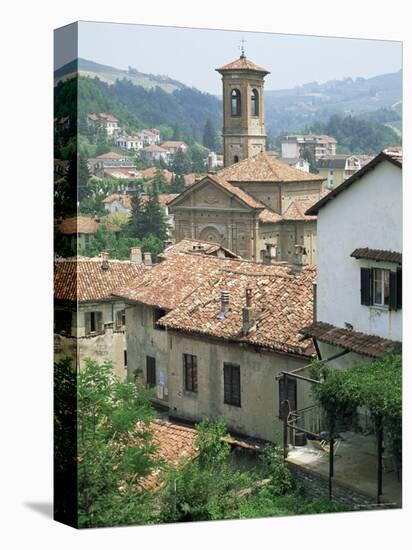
(264, 70, 402, 137)
(55, 58, 188, 93)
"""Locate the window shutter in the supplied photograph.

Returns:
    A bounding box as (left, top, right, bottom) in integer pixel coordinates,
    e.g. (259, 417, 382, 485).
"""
(85, 312, 91, 335)
(116, 310, 122, 329)
(396, 268, 402, 309)
(389, 270, 398, 311)
(232, 366, 241, 406)
(96, 311, 103, 332)
(360, 268, 372, 305)
(223, 364, 231, 404)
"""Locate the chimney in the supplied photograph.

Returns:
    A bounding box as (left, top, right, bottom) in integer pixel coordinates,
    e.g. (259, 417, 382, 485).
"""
(216, 290, 230, 318)
(290, 244, 306, 275)
(129, 246, 142, 263)
(242, 288, 258, 335)
(101, 250, 109, 271)
(144, 252, 152, 266)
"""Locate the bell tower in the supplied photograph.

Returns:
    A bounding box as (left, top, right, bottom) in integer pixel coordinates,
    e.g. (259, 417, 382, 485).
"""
(216, 50, 270, 167)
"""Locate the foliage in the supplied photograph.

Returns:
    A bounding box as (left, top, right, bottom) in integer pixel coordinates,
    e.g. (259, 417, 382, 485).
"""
(169, 174, 186, 193)
(127, 192, 169, 245)
(300, 147, 319, 173)
(150, 169, 169, 195)
(310, 353, 402, 465)
(202, 118, 218, 150)
(77, 359, 159, 528)
(306, 114, 401, 154)
(172, 148, 192, 175)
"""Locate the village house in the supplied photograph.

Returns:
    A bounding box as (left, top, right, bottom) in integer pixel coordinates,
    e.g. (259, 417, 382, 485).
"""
(102, 193, 132, 214)
(141, 144, 170, 164)
(283, 157, 310, 173)
(88, 151, 134, 176)
(56, 216, 121, 250)
(116, 134, 144, 151)
(281, 134, 337, 160)
(86, 113, 120, 136)
(317, 155, 370, 189)
(140, 128, 161, 146)
(160, 140, 188, 155)
(207, 151, 224, 171)
(302, 148, 402, 367)
(168, 53, 327, 265)
(54, 252, 147, 378)
(113, 252, 315, 442)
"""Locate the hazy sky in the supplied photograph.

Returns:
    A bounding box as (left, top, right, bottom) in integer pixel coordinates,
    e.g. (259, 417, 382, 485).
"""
(72, 21, 402, 95)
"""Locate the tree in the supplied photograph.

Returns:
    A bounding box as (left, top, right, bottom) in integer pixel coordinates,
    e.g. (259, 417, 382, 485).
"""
(77, 358, 159, 528)
(300, 147, 319, 174)
(127, 192, 146, 238)
(150, 169, 168, 195)
(202, 118, 217, 150)
(169, 174, 186, 193)
(141, 195, 169, 242)
(172, 148, 191, 175)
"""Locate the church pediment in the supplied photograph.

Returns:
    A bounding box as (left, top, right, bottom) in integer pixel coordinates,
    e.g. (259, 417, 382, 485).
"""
(168, 176, 253, 211)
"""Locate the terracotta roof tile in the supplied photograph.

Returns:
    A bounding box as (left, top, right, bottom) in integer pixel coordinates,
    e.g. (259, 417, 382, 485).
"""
(54, 256, 146, 302)
(350, 248, 402, 264)
(136, 420, 197, 492)
(301, 321, 400, 358)
(103, 194, 132, 209)
(142, 144, 169, 153)
(57, 216, 121, 235)
(159, 263, 315, 356)
(158, 239, 240, 260)
(217, 153, 325, 184)
(216, 56, 270, 75)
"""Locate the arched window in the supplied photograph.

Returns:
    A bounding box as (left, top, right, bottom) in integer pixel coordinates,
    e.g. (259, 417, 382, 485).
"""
(251, 88, 259, 116)
(231, 89, 241, 117)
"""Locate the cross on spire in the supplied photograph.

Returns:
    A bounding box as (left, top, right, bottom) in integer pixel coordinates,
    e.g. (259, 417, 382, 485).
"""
(239, 39, 247, 59)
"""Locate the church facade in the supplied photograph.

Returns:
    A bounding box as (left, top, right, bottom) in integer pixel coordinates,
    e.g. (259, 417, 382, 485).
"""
(169, 54, 326, 264)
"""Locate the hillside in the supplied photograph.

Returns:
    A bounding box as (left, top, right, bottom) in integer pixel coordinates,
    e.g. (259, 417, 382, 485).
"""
(55, 58, 188, 93)
(264, 70, 402, 137)
(54, 58, 401, 151)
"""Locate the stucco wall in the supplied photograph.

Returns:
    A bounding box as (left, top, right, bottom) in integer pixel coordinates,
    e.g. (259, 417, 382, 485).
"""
(316, 161, 402, 341)
(166, 332, 311, 443)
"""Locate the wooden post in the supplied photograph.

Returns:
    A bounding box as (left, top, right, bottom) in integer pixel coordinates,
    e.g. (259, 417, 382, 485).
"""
(377, 416, 383, 504)
(283, 373, 288, 460)
(328, 437, 334, 500)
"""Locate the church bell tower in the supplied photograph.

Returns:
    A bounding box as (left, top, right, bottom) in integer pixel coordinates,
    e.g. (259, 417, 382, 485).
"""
(216, 49, 270, 167)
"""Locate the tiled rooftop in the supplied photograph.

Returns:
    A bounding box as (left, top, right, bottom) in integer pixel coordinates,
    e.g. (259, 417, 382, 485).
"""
(350, 248, 402, 265)
(159, 262, 315, 356)
(301, 321, 401, 358)
(57, 216, 121, 235)
(158, 238, 240, 260)
(217, 153, 325, 184)
(54, 256, 146, 302)
(216, 56, 270, 75)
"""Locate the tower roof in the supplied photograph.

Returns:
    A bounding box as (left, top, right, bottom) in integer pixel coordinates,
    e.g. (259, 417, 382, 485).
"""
(216, 55, 270, 76)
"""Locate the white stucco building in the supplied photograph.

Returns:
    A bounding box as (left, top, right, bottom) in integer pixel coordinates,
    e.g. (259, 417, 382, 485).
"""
(302, 149, 402, 364)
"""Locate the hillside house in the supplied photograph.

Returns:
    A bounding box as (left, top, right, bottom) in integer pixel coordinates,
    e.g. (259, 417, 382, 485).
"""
(281, 135, 337, 160)
(161, 141, 188, 155)
(116, 135, 144, 150)
(317, 155, 367, 189)
(141, 144, 170, 164)
(54, 253, 147, 378)
(56, 216, 121, 250)
(102, 193, 132, 214)
(141, 129, 161, 146)
(87, 113, 120, 136)
(113, 252, 315, 442)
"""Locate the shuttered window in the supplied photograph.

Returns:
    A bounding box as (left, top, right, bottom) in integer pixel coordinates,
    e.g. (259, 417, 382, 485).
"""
(360, 267, 402, 310)
(146, 356, 156, 387)
(84, 311, 103, 334)
(184, 354, 198, 393)
(279, 377, 297, 420)
(223, 363, 241, 407)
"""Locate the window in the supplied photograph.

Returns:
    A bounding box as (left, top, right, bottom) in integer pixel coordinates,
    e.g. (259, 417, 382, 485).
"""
(233, 155, 239, 163)
(153, 308, 166, 330)
(84, 311, 103, 334)
(373, 268, 390, 306)
(123, 350, 127, 367)
(278, 377, 297, 420)
(184, 354, 198, 393)
(231, 89, 241, 117)
(360, 267, 402, 310)
(146, 356, 156, 387)
(223, 363, 241, 407)
(55, 310, 72, 334)
(251, 88, 259, 116)
(116, 309, 126, 329)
